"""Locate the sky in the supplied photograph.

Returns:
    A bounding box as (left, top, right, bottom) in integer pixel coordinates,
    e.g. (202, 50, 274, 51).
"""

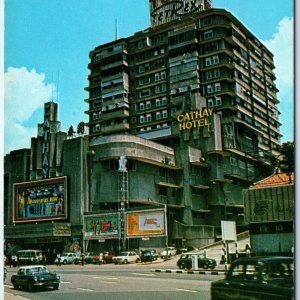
(3, 0, 294, 154)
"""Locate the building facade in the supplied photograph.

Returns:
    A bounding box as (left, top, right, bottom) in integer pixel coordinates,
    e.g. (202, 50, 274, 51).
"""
(4, 3, 282, 256)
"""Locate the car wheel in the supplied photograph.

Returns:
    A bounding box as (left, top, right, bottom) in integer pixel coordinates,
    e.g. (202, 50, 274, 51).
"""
(13, 283, 18, 290)
(123, 259, 128, 264)
(63, 260, 67, 265)
(53, 283, 59, 290)
(136, 258, 140, 263)
(203, 264, 208, 269)
(179, 264, 185, 270)
(27, 280, 34, 292)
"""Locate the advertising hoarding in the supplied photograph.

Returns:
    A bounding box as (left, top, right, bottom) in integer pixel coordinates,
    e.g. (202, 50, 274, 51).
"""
(13, 176, 68, 223)
(126, 209, 165, 237)
(149, 0, 208, 27)
(221, 220, 237, 241)
(84, 213, 119, 239)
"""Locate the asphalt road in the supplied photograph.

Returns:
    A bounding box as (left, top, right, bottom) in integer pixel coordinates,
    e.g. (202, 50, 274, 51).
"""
(4, 259, 223, 300)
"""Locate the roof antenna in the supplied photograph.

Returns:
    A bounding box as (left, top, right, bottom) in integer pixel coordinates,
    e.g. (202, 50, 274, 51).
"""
(115, 18, 118, 40)
(51, 72, 54, 102)
(57, 71, 60, 103)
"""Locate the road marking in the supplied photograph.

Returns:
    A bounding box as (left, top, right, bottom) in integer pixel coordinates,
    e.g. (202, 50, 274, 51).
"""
(92, 276, 118, 280)
(176, 288, 198, 293)
(131, 273, 156, 277)
(77, 287, 94, 292)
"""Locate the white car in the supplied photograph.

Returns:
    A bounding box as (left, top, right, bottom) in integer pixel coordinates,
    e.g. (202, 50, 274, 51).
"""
(112, 251, 140, 264)
(55, 253, 78, 265)
(160, 247, 177, 258)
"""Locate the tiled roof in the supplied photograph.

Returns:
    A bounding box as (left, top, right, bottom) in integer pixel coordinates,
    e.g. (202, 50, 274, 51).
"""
(250, 171, 294, 189)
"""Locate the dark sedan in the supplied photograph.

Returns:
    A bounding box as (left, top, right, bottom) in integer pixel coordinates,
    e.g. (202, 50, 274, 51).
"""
(140, 249, 159, 262)
(177, 252, 217, 270)
(11, 265, 60, 291)
(211, 256, 294, 300)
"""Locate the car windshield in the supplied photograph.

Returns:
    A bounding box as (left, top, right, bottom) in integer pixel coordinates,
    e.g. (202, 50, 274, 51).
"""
(261, 261, 294, 287)
(27, 267, 48, 275)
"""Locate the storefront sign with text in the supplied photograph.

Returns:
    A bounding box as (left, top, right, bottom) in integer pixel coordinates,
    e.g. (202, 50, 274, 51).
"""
(177, 108, 214, 130)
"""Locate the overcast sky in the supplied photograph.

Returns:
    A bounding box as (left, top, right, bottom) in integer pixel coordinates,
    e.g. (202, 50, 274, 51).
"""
(4, 0, 294, 154)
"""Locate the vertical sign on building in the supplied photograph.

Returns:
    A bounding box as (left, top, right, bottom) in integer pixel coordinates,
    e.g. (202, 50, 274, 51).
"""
(149, 0, 211, 27)
(42, 117, 50, 178)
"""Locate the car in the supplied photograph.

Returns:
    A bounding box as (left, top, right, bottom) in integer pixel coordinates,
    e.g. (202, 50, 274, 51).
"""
(140, 249, 159, 262)
(11, 265, 60, 291)
(160, 247, 177, 258)
(73, 252, 96, 264)
(17, 250, 45, 265)
(211, 256, 294, 300)
(102, 251, 114, 264)
(55, 252, 78, 265)
(177, 252, 217, 270)
(112, 251, 141, 264)
(177, 246, 198, 254)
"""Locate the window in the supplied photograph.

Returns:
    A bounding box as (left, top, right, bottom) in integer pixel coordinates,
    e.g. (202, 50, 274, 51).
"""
(155, 84, 166, 94)
(146, 101, 151, 109)
(140, 89, 151, 97)
(146, 114, 151, 122)
(139, 77, 151, 86)
(156, 97, 167, 107)
(140, 116, 145, 123)
(156, 111, 162, 120)
(162, 110, 168, 118)
(139, 102, 145, 110)
(205, 55, 219, 66)
(155, 71, 166, 81)
(139, 64, 150, 73)
(204, 30, 213, 40)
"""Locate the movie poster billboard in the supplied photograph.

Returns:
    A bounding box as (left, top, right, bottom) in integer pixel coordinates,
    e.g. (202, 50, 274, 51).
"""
(84, 213, 119, 239)
(13, 176, 68, 223)
(126, 209, 165, 237)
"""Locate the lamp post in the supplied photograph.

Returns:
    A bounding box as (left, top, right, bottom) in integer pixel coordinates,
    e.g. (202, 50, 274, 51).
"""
(118, 155, 128, 253)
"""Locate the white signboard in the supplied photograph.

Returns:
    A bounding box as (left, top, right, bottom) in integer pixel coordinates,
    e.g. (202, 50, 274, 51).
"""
(221, 220, 237, 241)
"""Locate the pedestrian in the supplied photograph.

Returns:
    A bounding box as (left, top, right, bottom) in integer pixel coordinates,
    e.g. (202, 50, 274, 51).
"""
(81, 252, 85, 266)
(39, 252, 43, 263)
(99, 252, 103, 264)
(11, 254, 16, 267)
(57, 253, 61, 266)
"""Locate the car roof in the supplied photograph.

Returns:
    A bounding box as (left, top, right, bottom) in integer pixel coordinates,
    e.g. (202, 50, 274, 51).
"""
(19, 265, 46, 269)
(233, 256, 293, 264)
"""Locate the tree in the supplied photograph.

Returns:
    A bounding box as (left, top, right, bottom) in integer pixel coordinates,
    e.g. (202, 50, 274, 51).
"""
(67, 125, 75, 138)
(77, 122, 85, 135)
(278, 141, 294, 172)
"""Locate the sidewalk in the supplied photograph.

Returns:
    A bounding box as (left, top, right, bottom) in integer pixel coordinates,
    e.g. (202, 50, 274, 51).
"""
(4, 292, 29, 300)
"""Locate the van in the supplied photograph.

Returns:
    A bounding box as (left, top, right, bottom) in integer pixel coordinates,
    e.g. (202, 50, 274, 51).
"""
(17, 250, 44, 265)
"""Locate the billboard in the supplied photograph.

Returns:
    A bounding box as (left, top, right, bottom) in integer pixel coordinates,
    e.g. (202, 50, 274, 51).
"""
(84, 213, 119, 239)
(221, 220, 237, 241)
(149, 0, 209, 27)
(13, 176, 68, 223)
(126, 209, 165, 237)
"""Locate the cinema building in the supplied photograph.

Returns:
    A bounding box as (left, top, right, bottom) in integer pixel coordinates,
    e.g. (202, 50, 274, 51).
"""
(4, 1, 282, 255)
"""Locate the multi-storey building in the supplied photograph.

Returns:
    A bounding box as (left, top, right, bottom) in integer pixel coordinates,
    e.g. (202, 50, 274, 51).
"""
(84, 5, 281, 242)
(4, 2, 282, 255)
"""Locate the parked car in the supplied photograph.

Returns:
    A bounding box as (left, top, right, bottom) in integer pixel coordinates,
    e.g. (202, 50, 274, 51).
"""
(112, 251, 140, 264)
(160, 247, 177, 258)
(17, 250, 44, 265)
(140, 249, 159, 262)
(177, 246, 198, 254)
(55, 252, 78, 265)
(73, 252, 95, 264)
(102, 251, 114, 264)
(11, 265, 60, 291)
(211, 256, 294, 300)
(177, 252, 216, 270)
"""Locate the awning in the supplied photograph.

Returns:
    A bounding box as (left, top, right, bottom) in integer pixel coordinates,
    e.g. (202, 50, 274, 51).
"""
(156, 182, 183, 188)
(191, 184, 211, 190)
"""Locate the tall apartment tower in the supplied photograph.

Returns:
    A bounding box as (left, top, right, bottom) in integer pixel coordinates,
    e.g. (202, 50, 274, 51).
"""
(85, 4, 281, 228)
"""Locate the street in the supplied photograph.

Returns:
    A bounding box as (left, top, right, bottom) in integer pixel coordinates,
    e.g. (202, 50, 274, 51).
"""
(4, 259, 222, 300)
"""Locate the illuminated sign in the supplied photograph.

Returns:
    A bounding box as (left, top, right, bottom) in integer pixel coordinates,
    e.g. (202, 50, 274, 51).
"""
(150, 0, 210, 27)
(126, 209, 165, 237)
(84, 213, 119, 239)
(13, 177, 68, 223)
(176, 108, 214, 130)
